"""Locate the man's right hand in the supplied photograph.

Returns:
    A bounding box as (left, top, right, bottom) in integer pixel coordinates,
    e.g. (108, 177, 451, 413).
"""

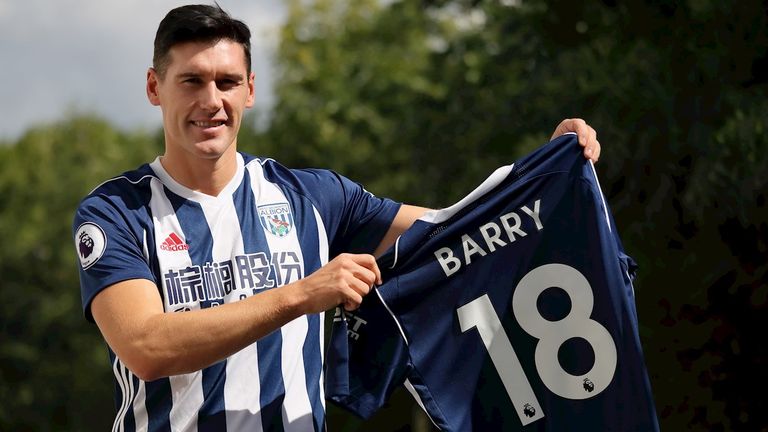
(290, 253, 382, 313)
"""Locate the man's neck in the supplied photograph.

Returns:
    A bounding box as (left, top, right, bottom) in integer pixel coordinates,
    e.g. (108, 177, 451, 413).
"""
(159, 147, 238, 197)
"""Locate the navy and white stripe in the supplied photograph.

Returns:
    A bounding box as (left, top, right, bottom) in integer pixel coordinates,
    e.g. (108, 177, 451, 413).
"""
(74, 152, 400, 432)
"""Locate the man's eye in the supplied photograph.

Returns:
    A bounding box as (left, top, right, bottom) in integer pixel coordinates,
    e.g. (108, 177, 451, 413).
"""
(218, 80, 239, 89)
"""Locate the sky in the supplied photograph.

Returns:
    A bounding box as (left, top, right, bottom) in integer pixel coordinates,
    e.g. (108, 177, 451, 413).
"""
(0, 0, 287, 140)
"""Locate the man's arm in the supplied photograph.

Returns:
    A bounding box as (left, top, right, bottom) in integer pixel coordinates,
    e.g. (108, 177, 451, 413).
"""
(91, 253, 381, 381)
(373, 204, 430, 257)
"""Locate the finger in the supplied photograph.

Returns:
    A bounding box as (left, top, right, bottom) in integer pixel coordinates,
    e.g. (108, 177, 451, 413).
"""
(338, 256, 377, 288)
(591, 139, 601, 162)
(342, 290, 363, 311)
(575, 119, 590, 147)
(582, 126, 597, 158)
(351, 266, 378, 290)
(553, 118, 590, 144)
(348, 253, 382, 285)
(551, 118, 571, 140)
(347, 276, 372, 297)
(343, 299, 360, 311)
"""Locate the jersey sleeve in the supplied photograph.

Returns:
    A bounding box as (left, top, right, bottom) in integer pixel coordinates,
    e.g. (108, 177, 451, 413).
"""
(325, 288, 411, 419)
(324, 171, 401, 255)
(73, 195, 155, 322)
(281, 167, 402, 256)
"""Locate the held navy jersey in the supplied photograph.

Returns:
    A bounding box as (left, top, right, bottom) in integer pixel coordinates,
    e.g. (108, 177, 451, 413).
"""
(72, 152, 400, 432)
(326, 134, 659, 431)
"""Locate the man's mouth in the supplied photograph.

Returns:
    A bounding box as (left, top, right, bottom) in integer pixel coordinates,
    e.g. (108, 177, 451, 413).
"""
(192, 120, 226, 128)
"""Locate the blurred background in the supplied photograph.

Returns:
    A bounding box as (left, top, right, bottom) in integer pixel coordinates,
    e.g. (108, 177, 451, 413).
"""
(1, 0, 766, 430)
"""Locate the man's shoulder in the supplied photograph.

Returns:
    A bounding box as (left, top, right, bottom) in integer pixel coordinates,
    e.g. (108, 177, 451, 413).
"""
(79, 162, 156, 206)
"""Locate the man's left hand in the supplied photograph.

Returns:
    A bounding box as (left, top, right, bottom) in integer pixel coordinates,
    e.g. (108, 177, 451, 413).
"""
(551, 118, 600, 162)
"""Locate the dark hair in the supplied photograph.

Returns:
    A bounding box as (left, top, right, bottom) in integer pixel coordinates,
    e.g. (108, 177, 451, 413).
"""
(153, 3, 252, 78)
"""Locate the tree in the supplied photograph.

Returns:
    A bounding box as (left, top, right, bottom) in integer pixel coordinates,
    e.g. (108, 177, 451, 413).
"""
(268, 0, 768, 430)
(2, 0, 766, 429)
(0, 115, 162, 431)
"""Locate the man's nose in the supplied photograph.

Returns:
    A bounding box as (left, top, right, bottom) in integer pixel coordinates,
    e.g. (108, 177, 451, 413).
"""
(199, 82, 223, 112)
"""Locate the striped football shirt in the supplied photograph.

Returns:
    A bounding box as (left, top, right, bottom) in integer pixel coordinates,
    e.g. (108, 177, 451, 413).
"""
(74, 152, 400, 432)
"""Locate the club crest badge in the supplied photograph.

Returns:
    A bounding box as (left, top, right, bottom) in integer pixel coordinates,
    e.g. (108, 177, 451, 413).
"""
(258, 203, 294, 237)
(75, 222, 107, 269)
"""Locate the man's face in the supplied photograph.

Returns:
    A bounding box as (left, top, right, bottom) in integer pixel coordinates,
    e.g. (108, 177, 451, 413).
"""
(147, 39, 255, 160)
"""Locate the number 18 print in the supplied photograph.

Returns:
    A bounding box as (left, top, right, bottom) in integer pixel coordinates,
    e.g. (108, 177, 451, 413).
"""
(458, 264, 617, 426)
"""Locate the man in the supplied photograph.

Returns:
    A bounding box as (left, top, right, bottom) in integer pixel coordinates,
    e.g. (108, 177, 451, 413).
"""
(73, 4, 600, 431)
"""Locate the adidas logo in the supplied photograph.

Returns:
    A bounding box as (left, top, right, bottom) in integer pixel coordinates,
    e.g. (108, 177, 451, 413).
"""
(160, 233, 189, 252)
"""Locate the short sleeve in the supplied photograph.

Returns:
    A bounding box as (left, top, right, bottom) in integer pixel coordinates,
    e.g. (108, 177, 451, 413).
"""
(73, 196, 155, 322)
(327, 172, 401, 255)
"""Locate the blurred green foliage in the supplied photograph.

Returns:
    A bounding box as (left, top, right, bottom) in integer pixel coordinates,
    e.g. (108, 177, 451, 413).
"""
(0, 118, 163, 430)
(1, 0, 766, 430)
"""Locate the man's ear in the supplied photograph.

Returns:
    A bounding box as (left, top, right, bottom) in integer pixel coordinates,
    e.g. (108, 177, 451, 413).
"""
(146, 68, 161, 106)
(245, 71, 256, 108)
